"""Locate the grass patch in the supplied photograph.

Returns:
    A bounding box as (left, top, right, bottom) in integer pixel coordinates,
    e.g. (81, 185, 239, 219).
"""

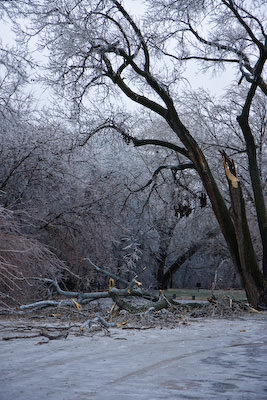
(159, 289, 247, 301)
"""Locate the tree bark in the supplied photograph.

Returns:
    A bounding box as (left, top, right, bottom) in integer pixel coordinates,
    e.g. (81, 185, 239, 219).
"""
(221, 152, 267, 308)
(156, 251, 168, 290)
(167, 109, 243, 277)
(236, 43, 267, 278)
(237, 114, 267, 279)
(159, 243, 201, 290)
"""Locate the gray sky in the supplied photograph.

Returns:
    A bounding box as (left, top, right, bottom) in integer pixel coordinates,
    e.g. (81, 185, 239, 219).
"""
(0, 0, 234, 110)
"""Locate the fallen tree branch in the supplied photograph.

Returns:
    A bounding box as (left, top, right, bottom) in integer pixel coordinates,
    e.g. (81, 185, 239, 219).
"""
(81, 315, 118, 330)
(109, 291, 172, 313)
(19, 286, 154, 310)
(19, 258, 162, 311)
(20, 300, 74, 310)
(2, 334, 41, 341)
(40, 330, 69, 340)
(84, 257, 130, 287)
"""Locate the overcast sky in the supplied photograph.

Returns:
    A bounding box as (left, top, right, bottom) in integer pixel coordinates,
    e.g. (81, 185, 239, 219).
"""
(0, 0, 234, 109)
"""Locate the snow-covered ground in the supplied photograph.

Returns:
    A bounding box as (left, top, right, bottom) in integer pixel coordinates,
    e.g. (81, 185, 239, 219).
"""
(0, 314, 266, 400)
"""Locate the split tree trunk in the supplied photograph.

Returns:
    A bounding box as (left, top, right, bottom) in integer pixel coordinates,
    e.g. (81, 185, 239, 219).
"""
(221, 152, 267, 309)
(169, 108, 266, 308)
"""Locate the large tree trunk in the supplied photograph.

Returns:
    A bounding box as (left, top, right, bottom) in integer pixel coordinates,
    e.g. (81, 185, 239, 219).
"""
(156, 251, 168, 290)
(168, 108, 266, 309)
(221, 152, 267, 309)
(168, 111, 243, 277)
(237, 114, 267, 279)
(236, 47, 267, 279)
(159, 244, 201, 290)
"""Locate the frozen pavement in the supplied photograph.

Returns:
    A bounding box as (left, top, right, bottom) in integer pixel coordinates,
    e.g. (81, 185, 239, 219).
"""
(0, 314, 266, 400)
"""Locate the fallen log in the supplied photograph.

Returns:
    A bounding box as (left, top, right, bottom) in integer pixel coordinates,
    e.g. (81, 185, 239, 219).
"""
(109, 291, 172, 313)
(20, 260, 156, 311)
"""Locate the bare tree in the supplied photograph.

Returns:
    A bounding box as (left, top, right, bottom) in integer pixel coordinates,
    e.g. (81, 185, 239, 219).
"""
(9, 0, 267, 308)
(0, 206, 67, 307)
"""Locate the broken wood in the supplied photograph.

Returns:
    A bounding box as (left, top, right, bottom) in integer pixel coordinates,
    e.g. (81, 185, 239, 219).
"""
(20, 260, 155, 311)
(2, 334, 41, 341)
(17, 258, 255, 326)
(220, 151, 267, 309)
(40, 330, 68, 340)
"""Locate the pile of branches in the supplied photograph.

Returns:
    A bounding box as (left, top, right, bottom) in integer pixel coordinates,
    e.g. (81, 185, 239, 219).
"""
(0, 206, 258, 337)
(19, 257, 171, 314)
(1, 296, 257, 343)
(8, 258, 253, 330)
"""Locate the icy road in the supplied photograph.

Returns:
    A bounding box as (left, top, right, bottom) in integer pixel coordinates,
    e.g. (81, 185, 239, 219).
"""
(0, 315, 266, 400)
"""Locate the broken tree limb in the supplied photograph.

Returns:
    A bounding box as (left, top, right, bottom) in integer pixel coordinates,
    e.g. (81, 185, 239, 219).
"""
(2, 334, 41, 341)
(19, 260, 158, 311)
(109, 294, 144, 313)
(40, 330, 68, 340)
(109, 291, 172, 313)
(42, 278, 81, 297)
(220, 150, 267, 308)
(81, 315, 118, 329)
(84, 257, 130, 287)
(44, 272, 150, 298)
(20, 300, 75, 310)
(20, 282, 155, 310)
(84, 257, 149, 295)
